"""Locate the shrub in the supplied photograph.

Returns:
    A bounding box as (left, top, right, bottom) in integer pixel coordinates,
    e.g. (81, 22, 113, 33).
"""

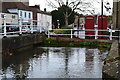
(78, 42, 92, 46)
(97, 44, 111, 50)
(69, 42, 75, 47)
(53, 29, 71, 34)
(43, 38, 58, 47)
(53, 30, 64, 34)
(61, 26, 73, 29)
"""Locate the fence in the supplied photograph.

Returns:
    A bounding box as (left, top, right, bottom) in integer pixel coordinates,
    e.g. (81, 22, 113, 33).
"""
(47, 29, 120, 43)
(0, 15, 120, 43)
(0, 15, 48, 37)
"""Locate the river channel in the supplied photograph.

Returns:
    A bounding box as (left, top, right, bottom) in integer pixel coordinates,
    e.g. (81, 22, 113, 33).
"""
(0, 47, 108, 79)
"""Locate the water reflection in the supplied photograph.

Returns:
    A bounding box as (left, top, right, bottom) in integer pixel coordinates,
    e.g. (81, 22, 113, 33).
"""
(0, 47, 107, 79)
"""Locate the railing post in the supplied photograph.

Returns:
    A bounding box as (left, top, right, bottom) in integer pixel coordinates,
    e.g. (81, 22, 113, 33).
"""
(31, 19, 33, 34)
(110, 29, 112, 40)
(19, 16, 22, 35)
(3, 15, 7, 38)
(95, 28, 98, 39)
(40, 26, 41, 33)
(71, 29, 73, 39)
(118, 30, 120, 43)
(48, 30, 50, 38)
(94, 25, 98, 40)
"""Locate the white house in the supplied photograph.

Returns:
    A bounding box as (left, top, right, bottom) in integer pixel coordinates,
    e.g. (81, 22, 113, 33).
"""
(2, 2, 33, 26)
(37, 11, 52, 30)
(0, 13, 18, 25)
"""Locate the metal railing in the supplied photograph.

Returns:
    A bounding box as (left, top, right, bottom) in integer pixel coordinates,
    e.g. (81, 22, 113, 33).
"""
(47, 28, 120, 43)
(0, 15, 120, 43)
(0, 15, 48, 37)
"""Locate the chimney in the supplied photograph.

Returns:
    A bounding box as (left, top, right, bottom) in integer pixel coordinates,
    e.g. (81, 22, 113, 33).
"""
(44, 8, 46, 12)
(35, 5, 40, 10)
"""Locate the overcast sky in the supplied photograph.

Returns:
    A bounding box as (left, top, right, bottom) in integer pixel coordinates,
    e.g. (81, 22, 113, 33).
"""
(29, 0, 113, 15)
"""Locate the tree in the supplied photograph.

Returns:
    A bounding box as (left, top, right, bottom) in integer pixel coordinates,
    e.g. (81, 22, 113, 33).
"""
(51, 5, 75, 27)
(47, 0, 96, 26)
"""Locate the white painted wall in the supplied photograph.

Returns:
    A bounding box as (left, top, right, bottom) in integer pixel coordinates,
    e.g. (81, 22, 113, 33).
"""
(37, 13, 52, 30)
(0, 13, 18, 25)
(18, 10, 32, 24)
(8, 9, 33, 25)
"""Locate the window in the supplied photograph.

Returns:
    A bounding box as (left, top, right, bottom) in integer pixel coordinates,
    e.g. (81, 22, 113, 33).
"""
(25, 12, 26, 18)
(29, 13, 31, 18)
(20, 11, 22, 17)
(12, 15, 15, 19)
(1, 14, 4, 18)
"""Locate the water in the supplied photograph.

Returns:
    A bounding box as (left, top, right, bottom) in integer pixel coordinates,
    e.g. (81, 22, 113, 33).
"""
(0, 47, 107, 79)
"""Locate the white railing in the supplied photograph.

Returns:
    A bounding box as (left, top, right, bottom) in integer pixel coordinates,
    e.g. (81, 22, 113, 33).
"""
(0, 15, 48, 37)
(47, 29, 120, 43)
(0, 15, 120, 43)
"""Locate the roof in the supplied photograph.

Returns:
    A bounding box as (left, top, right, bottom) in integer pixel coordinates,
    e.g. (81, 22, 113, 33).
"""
(29, 5, 41, 13)
(2, 2, 32, 13)
(29, 5, 51, 16)
(38, 11, 51, 16)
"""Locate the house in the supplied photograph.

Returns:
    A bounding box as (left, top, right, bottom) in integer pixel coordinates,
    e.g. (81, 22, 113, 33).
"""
(29, 5, 52, 30)
(0, 13, 18, 25)
(37, 10, 52, 30)
(29, 5, 41, 25)
(112, 1, 120, 29)
(2, 2, 33, 26)
(0, 0, 29, 12)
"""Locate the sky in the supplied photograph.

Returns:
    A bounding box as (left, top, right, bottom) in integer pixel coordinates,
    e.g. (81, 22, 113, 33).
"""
(29, 0, 113, 15)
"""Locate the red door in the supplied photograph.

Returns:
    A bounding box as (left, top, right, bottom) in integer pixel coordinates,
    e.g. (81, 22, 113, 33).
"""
(85, 15, 95, 39)
(98, 15, 108, 39)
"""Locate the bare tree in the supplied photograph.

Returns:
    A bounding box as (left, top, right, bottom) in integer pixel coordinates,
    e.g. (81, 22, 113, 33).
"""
(46, 0, 97, 26)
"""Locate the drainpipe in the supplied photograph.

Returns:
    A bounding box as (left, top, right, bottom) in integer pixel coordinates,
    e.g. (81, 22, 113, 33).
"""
(116, 0, 119, 29)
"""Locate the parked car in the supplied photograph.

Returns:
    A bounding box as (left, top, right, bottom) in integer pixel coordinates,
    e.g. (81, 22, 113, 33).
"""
(21, 27, 30, 33)
(30, 27, 37, 32)
(0, 25, 19, 33)
(38, 27, 47, 33)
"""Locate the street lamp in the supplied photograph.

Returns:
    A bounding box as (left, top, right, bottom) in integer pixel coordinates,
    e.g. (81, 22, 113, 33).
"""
(57, 20, 60, 29)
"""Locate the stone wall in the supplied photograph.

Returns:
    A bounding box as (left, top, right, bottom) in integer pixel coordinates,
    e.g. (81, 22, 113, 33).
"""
(2, 34, 45, 51)
(102, 40, 120, 79)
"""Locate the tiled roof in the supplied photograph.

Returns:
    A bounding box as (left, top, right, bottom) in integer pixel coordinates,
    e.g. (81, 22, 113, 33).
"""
(2, 2, 32, 13)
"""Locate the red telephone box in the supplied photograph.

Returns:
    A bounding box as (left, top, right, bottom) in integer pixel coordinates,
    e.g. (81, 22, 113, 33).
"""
(85, 15, 95, 39)
(98, 15, 108, 39)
